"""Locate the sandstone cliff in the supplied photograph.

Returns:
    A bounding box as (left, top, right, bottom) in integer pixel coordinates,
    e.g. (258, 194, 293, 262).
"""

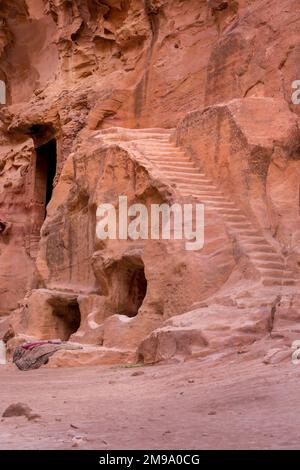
(0, 0, 300, 366)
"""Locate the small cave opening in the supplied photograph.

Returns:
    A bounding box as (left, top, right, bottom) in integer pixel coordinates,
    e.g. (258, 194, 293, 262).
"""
(51, 300, 81, 341)
(34, 138, 57, 219)
(116, 258, 148, 318)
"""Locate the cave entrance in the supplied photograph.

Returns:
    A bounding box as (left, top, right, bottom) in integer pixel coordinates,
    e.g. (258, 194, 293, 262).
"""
(34, 138, 57, 220)
(51, 299, 81, 341)
(116, 257, 148, 318)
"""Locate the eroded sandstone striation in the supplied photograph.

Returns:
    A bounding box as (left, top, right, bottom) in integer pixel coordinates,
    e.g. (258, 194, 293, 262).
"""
(0, 0, 300, 366)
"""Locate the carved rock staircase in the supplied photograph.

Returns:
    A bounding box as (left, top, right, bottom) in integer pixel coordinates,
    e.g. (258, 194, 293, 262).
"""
(96, 127, 297, 287)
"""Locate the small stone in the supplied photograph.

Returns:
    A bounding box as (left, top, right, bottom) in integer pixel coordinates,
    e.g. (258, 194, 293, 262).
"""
(27, 413, 41, 421)
(263, 348, 291, 365)
(237, 349, 248, 355)
(71, 435, 86, 447)
(2, 403, 38, 420)
(131, 370, 145, 377)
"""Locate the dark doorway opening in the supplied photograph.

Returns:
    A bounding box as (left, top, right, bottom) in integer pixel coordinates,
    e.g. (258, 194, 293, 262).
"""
(116, 258, 148, 318)
(127, 266, 148, 316)
(51, 299, 81, 341)
(34, 139, 57, 219)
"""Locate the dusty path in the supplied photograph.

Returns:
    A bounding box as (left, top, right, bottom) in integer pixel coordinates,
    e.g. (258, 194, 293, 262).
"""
(0, 354, 299, 450)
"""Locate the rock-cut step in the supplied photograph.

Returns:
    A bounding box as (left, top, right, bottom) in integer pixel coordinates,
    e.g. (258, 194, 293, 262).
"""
(262, 278, 296, 286)
(97, 127, 174, 136)
(158, 165, 201, 173)
(255, 261, 286, 270)
(165, 171, 211, 179)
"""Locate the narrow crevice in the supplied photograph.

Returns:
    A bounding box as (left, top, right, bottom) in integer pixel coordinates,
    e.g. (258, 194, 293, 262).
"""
(134, 1, 161, 125)
(269, 295, 281, 334)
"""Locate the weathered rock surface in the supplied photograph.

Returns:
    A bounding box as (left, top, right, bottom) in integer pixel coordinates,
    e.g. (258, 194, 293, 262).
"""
(0, 0, 300, 366)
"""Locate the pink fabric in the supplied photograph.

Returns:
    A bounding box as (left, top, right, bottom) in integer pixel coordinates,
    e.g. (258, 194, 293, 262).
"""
(22, 340, 62, 350)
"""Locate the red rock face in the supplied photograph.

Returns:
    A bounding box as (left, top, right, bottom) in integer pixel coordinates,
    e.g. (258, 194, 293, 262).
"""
(0, 0, 300, 365)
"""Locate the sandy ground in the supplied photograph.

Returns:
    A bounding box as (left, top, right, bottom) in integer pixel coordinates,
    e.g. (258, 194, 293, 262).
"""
(0, 353, 300, 450)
